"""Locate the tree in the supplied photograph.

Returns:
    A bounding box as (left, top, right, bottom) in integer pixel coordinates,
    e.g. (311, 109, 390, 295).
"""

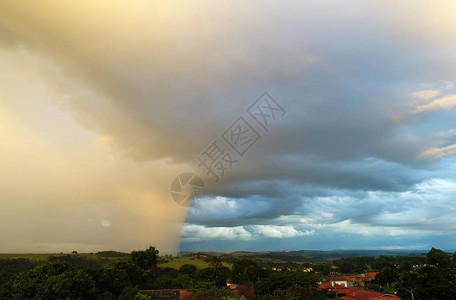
(333, 259, 356, 273)
(271, 286, 327, 300)
(96, 261, 147, 297)
(208, 256, 223, 268)
(131, 246, 159, 270)
(375, 267, 399, 286)
(190, 281, 236, 300)
(397, 263, 456, 299)
(179, 264, 197, 275)
(173, 274, 193, 289)
(223, 296, 246, 300)
(40, 269, 96, 299)
(313, 263, 332, 276)
(197, 266, 231, 287)
(117, 286, 142, 300)
(427, 247, 451, 269)
(4, 262, 96, 300)
(231, 259, 263, 283)
(255, 271, 318, 296)
(134, 292, 152, 300)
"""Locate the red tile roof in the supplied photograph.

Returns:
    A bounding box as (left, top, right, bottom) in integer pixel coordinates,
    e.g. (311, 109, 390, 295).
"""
(225, 284, 255, 299)
(327, 272, 379, 287)
(179, 290, 193, 300)
(328, 276, 355, 281)
(340, 289, 400, 300)
(364, 272, 379, 280)
(318, 283, 361, 295)
(317, 282, 335, 290)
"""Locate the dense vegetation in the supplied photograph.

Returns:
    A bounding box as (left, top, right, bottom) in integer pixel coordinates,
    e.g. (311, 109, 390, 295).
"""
(0, 247, 455, 299)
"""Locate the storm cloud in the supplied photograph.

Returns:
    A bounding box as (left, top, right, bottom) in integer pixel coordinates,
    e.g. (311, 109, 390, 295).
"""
(1, 0, 456, 252)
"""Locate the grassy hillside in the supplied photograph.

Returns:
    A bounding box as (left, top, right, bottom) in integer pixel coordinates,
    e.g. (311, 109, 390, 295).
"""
(158, 256, 232, 269)
(0, 251, 129, 263)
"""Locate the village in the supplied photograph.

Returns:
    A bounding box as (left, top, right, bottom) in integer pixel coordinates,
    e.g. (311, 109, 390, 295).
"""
(142, 267, 402, 300)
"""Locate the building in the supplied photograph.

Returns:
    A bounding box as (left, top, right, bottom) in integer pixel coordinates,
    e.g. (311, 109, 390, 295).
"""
(225, 283, 256, 299)
(327, 276, 356, 287)
(318, 278, 400, 300)
(353, 272, 379, 287)
(341, 289, 400, 300)
(317, 282, 359, 296)
(327, 272, 379, 288)
(178, 290, 193, 300)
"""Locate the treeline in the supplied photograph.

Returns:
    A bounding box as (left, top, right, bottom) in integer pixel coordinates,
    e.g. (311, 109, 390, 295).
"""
(372, 248, 456, 300)
(0, 247, 160, 300)
(332, 254, 427, 274)
(0, 247, 326, 300)
(329, 248, 456, 300)
(2, 247, 455, 299)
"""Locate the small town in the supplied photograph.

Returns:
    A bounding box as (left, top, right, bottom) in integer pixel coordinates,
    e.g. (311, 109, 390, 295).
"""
(141, 271, 400, 300)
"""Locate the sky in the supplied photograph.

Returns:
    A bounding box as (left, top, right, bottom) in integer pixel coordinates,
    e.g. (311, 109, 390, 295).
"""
(0, 1, 456, 253)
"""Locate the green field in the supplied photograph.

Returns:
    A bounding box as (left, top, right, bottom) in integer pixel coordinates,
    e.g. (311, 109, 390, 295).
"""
(0, 253, 231, 269)
(0, 252, 129, 263)
(0, 253, 66, 261)
(158, 256, 232, 269)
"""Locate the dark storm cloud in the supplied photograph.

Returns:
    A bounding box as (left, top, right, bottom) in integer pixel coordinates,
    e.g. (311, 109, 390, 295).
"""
(1, 1, 456, 251)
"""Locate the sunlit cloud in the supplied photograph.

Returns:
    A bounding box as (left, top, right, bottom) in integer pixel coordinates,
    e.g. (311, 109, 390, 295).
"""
(409, 89, 441, 100)
(181, 224, 253, 242)
(251, 225, 315, 238)
(1, 0, 456, 252)
(411, 94, 456, 114)
(418, 144, 456, 160)
(100, 219, 112, 228)
(436, 129, 456, 137)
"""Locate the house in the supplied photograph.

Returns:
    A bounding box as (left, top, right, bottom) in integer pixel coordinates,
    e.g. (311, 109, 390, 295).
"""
(317, 282, 361, 296)
(225, 283, 256, 299)
(179, 290, 193, 300)
(327, 272, 379, 288)
(327, 276, 356, 287)
(303, 267, 313, 272)
(340, 289, 400, 300)
(353, 272, 379, 287)
(318, 274, 400, 300)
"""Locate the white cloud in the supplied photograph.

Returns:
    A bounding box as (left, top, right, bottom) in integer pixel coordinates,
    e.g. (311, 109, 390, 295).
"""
(408, 81, 456, 113)
(251, 225, 314, 238)
(94, 136, 116, 147)
(409, 89, 441, 100)
(437, 129, 456, 137)
(324, 220, 430, 237)
(100, 219, 112, 228)
(183, 178, 456, 244)
(411, 94, 456, 113)
(418, 144, 456, 160)
(181, 224, 253, 242)
(442, 81, 454, 90)
(414, 178, 456, 194)
(181, 224, 314, 242)
(417, 80, 454, 91)
(2, 1, 456, 252)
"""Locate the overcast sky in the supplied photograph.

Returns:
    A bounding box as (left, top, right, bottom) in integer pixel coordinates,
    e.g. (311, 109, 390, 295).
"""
(1, 1, 456, 253)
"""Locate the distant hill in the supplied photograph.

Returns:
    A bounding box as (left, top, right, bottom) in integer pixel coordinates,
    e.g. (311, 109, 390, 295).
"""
(180, 249, 429, 262)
